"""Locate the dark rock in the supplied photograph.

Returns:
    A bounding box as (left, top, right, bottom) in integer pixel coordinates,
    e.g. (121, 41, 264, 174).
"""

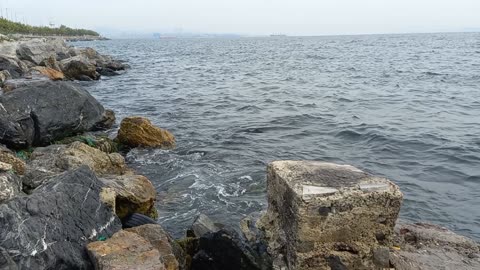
(191, 228, 271, 270)
(187, 214, 221, 238)
(93, 109, 116, 130)
(0, 167, 122, 269)
(0, 80, 108, 149)
(373, 247, 390, 268)
(60, 56, 99, 81)
(96, 67, 120, 76)
(0, 56, 28, 78)
(0, 171, 21, 203)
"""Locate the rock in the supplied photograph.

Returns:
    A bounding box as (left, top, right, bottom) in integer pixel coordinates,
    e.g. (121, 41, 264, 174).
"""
(32, 66, 65, 80)
(0, 145, 26, 175)
(0, 171, 21, 203)
(0, 55, 28, 78)
(372, 247, 390, 268)
(60, 55, 99, 80)
(16, 39, 69, 65)
(97, 67, 120, 76)
(0, 161, 12, 171)
(23, 142, 127, 189)
(94, 109, 116, 130)
(258, 161, 403, 269)
(0, 167, 122, 269)
(190, 228, 269, 270)
(40, 55, 62, 71)
(187, 214, 222, 238)
(117, 116, 176, 148)
(100, 174, 157, 219)
(87, 230, 165, 270)
(390, 222, 480, 270)
(126, 224, 185, 270)
(0, 80, 108, 148)
(0, 70, 12, 85)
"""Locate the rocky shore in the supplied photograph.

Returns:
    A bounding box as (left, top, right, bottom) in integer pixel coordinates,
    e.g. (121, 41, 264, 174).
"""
(0, 38, 479, 270)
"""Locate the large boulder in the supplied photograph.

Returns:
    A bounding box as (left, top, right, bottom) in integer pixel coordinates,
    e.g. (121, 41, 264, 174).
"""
(117, 117, 176, 148)
(16, 39, 70, 65)
(0, 80, 111, 149)
(60, 55, 99, 81)
(0, 55, 28, 78)
(0, 170, 21, 203)
(0, 167, 123, 269)
(100, 174, 157, 219)
(87, 230, 165, 270)
(23, 142, 127, 190)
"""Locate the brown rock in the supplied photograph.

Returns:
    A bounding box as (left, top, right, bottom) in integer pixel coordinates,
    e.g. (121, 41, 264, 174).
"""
(32, 66, 65, 81)
(100, 174, 157, 219)
(126, 224, 183, 270)
(117, 117, 175, 148)
(0, 146, 26, 175)
(87, 230, 165, 270)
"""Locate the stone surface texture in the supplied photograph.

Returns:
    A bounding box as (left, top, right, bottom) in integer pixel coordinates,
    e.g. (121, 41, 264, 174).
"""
(87, 230, 165, 270)
(258, 160, 403, 269)
(0, 167, 122, 269)
(0, 171, 21, 203)
(117, 116, 176, 148)
(0, 80, 107, 148)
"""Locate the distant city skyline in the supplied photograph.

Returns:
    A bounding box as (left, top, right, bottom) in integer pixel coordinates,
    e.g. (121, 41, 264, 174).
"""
(2, 0, 480, 37)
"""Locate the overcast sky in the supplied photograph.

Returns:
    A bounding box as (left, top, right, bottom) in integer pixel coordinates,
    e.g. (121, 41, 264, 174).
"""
(2, 0, 479, 36)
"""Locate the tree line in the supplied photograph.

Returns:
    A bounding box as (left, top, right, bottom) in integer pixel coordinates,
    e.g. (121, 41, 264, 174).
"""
(0, 18, 99, 36)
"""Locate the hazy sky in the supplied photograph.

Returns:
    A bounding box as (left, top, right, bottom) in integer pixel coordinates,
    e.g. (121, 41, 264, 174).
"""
(2, 0, 480, 36)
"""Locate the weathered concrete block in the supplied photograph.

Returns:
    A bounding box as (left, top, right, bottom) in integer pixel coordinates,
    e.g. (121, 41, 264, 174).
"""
(261, 161, 403, 269)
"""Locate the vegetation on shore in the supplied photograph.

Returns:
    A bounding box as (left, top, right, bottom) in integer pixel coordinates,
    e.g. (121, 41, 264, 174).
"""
(0, 18, 99, 36)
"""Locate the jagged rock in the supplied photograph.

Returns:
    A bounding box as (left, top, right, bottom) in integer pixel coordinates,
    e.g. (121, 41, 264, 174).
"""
(97, 67, 120, 76)
(191, 228, 270, 270)
(0, 145, 26, 175)
(60, 55, 99, 80)
(0, 80, 108, 149)
(391, 222, 480, 270)
(87, 230, 165, 270)
(0, 167, 122, 269)
(32, 66, 65, 80)
(117, 116, 176, 148)
(40, 55, 62, 71)
(0, 55, 28, 78)
(23, 142, 127, 190)
(258, 161, 403, 269)
(126, 224, 185, 270)
(186, 214, 221, 238)
(0, 171, 21, 203)
(16, 39, 70, 65)
(100, 174, 157, 219)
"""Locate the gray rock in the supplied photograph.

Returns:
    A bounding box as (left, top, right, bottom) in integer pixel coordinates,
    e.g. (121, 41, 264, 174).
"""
(16, 39, 69, 66)
(0, 56, 28, 78)
(60, 55, 99, 80)
(0, 166, 122, 269)
(187, 214, 222, 238)
(0, 80, 107, 148)
(373, 247, 390, 268)
(0, 171, 21, 203)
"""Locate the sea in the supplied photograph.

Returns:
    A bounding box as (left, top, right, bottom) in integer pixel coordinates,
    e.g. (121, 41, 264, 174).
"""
(75, 33, 480, 240)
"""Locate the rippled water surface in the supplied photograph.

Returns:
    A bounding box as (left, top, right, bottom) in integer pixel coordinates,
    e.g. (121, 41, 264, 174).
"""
(76, 33, 480, 239)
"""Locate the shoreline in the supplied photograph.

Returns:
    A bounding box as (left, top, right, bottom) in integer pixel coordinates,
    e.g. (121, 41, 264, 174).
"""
(0, 37, 479, 269)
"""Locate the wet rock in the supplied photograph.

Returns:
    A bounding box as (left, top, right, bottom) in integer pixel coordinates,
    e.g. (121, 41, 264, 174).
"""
(126, 224, 185, 270)
(0, 171, 21, 203)
(116, 116, 176, 148)
(258, 161, 403, 269)
(60, 55, 99, 80)
(23, 142, 127, 189)
(391, 222, 480, 270)
(0, 80, 108, 148)
(32, 66, 65, 80)
(87, 230, 165, 270)
(191, 228, 269, 270)
(94, 109, 116, 130)
(0, 55, 28, 78)
(0, 146, 26, 175)
(187, 214, 222, 238)
(100, 174, 157, 219)
(97, 67, 120, 76)
(0, 167, 122, 269)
